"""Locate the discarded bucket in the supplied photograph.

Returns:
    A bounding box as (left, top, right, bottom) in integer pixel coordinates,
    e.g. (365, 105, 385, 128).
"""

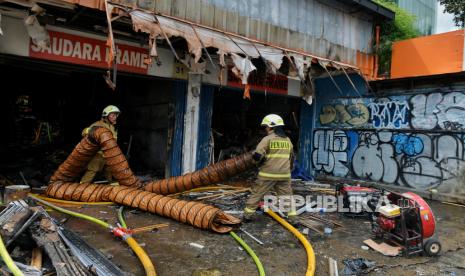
(4, 185, 30, 203)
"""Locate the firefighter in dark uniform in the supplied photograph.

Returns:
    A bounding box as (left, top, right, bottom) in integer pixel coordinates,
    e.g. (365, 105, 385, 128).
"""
(244, 114, 297, 223)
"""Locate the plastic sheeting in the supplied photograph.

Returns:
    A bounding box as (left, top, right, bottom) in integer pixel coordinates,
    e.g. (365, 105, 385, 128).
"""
(129, 8, 286, 69)
(230, 53, 256, 84)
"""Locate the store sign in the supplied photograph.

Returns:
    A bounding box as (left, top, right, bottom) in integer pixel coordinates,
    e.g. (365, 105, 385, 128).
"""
(227, 67, 288, 95)
(173, 59, 188, 79)
(29, 30, 149, 74)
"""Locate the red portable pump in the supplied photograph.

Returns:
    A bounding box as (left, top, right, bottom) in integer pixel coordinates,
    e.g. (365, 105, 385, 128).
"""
(372, 191, 441, 256)
(337, 184, 441, 257)
(336, 184, 382, 218)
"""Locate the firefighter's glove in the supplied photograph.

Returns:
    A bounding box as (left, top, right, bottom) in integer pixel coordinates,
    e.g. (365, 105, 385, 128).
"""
(252, 152, 265, 165)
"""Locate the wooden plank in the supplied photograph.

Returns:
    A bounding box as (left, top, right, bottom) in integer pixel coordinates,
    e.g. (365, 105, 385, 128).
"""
(30, 247, 43, 270)
(363, 239, 401, 257)
(328, 257, 339, 276)
(31, 218, 89, 276)
(302, 213, 344, 228)
(298, 219, 324, 235)
(197, 188, 250, 200)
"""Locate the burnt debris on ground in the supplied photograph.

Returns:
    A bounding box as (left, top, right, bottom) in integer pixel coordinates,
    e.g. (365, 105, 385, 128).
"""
(0, 180, 464, 275)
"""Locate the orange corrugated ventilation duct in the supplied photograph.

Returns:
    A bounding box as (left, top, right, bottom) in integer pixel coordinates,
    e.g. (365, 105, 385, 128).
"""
(144, 153, 253, 195)
(46, 127, 252, 233)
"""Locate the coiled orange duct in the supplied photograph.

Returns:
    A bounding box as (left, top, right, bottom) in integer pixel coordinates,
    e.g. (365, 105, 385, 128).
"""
(92, 127, 141, 187)
(50, 136, 99, 183)
(46, 182, 113, 202)
(107, 186, 240, 232)
(50, 127, 140, 187)
(45, 183, 240, 233)
(45, 126, 248, 233)
(144, 153, 254, 195)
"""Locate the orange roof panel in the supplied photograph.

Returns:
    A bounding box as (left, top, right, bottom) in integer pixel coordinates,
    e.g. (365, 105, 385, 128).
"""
(391, 30, 464, 79)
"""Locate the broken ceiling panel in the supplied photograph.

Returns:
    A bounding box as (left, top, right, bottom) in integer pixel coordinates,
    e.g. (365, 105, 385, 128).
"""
(106, 2, 362, 90)
(290, 53, 311, 80)
(24, 14, 49, 50)
(230, 53, 256, 84)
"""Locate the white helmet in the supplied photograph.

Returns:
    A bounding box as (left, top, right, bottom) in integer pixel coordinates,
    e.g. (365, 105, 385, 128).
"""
(261, 114, 284, 128)
(102, 105, 121, 117)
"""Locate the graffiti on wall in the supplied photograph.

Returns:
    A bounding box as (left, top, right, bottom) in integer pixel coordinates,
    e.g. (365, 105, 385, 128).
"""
(318, 97, 409, 129)
(351, 131, 399, 184)
(367, 98, 409, 129)
(313, 91, 465, 193)
(312, 130, 350, 177)
(411, 92, 465, 131)
(318, 92, 465, 131)
(312, 130, 465, 190)
(319, 103, 369, 127)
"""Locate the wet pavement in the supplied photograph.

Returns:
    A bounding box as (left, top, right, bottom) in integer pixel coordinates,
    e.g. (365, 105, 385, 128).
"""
(50, 192, 465, 276)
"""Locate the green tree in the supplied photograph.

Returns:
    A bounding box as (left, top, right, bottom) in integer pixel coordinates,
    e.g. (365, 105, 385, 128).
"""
(374, 0, 420, 76)
(439, 0, 465, 27)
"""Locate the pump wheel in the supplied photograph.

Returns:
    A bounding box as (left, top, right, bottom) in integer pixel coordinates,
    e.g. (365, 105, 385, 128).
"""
(423, 238, 441, 256)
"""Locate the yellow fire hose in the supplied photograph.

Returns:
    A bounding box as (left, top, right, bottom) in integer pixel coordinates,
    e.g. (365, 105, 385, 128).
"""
(30, 194, 113, 206)
(28, 194, 156, 276)
(168, 185, 241, 197)
(230, 231, 265, 276)
(124, 237, 156, 275)
(118, 206, 128, 228)
(117, 207, 158, 276)
(266, 210, 316, 276)
(0, 233, 24, 276)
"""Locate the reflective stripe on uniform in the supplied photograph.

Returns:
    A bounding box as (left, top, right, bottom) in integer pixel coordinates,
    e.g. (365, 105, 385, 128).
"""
(266, 153, 290, 159)
(258, 171, 291, 178)
(269, 140, 290, 149)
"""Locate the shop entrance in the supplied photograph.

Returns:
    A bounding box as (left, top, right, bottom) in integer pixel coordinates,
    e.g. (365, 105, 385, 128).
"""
(211, 87, 301, 163)
(0, 56, 174, 186)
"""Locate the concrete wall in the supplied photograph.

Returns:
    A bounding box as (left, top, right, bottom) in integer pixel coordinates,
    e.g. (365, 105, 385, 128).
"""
(310, 74, 465, 197)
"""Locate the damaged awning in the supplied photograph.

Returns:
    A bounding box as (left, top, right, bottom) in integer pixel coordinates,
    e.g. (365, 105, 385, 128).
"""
(104, 1, 361, 89)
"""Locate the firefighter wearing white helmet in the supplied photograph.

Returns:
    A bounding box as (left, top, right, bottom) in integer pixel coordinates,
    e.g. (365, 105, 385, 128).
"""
(80, 105, 121, 184)
(102, 105, 121, 117)
(261, 114, 285, 127)
(244, 114, 297, 223)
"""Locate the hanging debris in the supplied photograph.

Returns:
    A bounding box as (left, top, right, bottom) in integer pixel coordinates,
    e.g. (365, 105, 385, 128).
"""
(230, 53, 256, 85)
(24, 4, 49, 51)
